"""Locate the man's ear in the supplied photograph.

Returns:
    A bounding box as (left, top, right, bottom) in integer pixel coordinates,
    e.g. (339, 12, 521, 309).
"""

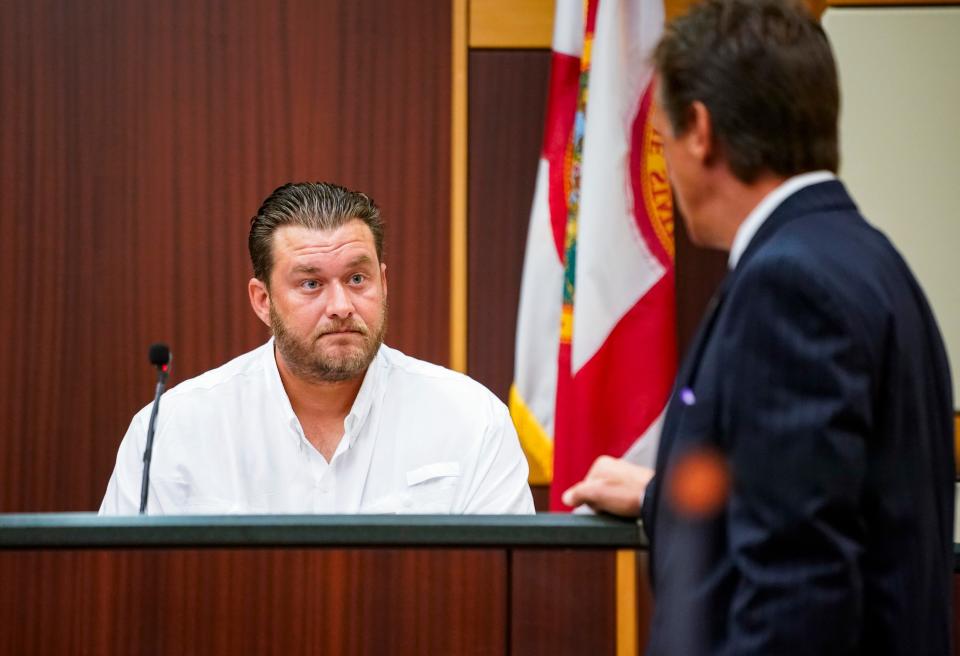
(685, 100, 714, 165)
(248, 277, 272, 328)
(379, 262, 387, 300)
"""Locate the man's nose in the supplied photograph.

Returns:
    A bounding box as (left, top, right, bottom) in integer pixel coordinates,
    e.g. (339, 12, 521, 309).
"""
(326, 282, 355, 318)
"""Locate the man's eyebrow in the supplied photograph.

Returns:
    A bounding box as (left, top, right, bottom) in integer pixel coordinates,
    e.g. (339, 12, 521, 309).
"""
(291, 264, 321, 275)
(345, 255, 374, 268)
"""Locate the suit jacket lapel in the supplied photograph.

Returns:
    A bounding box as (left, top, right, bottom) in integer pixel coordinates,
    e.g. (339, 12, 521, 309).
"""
(649, 271, 733, 516)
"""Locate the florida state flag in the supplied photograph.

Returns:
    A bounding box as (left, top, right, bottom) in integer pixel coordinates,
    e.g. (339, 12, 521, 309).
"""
(510, 0, 676, 509)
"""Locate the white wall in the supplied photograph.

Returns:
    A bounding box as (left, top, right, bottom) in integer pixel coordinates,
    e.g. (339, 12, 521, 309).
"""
(823, 7, 960, 407)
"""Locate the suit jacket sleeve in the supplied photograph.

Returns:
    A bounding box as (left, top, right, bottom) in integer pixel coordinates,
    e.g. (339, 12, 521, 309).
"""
(719, 255, 874, 654)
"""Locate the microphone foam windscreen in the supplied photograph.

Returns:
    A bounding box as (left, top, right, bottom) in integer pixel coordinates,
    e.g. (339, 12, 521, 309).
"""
(148, 343, 171, 367)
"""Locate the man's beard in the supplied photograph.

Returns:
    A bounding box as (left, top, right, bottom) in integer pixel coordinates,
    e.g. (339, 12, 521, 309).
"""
(270, 302, 386, 383)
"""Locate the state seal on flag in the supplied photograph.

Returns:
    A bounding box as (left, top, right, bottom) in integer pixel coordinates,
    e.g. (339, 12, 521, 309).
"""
(636, 85, 675, 262)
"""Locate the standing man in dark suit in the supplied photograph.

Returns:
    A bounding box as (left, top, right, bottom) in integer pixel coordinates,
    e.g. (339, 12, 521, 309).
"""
(562, 1, 955, 654)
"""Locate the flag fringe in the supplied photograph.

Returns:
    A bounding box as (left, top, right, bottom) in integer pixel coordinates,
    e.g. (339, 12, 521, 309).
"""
(509, 384, 554, 485)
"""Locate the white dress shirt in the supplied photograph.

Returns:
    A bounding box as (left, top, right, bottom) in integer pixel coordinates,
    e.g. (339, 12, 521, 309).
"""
(100, 340, 535, 515)
(728, 170, 836, 269)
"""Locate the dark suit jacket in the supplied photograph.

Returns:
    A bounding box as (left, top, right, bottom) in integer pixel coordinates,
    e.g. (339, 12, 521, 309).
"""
(641, 180, 954, 655)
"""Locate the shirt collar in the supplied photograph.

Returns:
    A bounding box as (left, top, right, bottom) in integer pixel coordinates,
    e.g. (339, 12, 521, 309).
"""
(262, 337, 386, 450)
(728, 170, 836, 269)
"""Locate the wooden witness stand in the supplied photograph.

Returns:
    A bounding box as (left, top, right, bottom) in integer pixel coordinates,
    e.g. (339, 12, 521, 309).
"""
(0, 514, 651, 655)
(4, 514, 960, 654)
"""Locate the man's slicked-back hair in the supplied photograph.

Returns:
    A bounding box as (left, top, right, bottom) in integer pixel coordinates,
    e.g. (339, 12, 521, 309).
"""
(249, 182, 384, 284)
(654, 0, 839, 183)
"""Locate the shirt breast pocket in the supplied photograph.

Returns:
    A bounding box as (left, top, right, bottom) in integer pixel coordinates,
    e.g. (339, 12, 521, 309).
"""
(407, 472, 460, 513)
(362, 462, 461, 514)
(406, 461, 460, 513)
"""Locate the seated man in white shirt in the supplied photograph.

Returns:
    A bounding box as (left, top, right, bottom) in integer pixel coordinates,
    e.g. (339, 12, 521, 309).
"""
(101, 182, 535, 515)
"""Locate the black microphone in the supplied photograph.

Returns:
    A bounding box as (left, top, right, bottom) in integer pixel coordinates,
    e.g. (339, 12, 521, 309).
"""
(140, 343, 172, 514)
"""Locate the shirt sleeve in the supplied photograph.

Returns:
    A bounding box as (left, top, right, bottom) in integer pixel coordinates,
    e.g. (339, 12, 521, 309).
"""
(99, 405, 189, 515)
(461, 397, 536, 514)
(99, 412, 147, 515)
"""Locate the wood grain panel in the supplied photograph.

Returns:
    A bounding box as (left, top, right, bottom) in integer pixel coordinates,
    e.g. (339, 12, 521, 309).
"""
(466, 0, 809, 50)
(470, 0, 557, 48)
(666, 0, 829, 22)
(467, 51, 551, 402)
(0, 548, 506, 655)
(666, 0, 829, 24)
(467, 0, 830, 50)
(0, 0, 450, 512)
(511, 549, 617, 654)
(830, 0, 957, 5)
(531, 484, 551, 511)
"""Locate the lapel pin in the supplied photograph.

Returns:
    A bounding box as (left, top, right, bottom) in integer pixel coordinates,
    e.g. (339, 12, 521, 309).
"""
(680, 387, 696, 406)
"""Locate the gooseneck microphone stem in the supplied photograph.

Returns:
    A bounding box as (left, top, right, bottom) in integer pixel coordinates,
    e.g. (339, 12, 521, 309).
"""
(140, 343, 171, 515)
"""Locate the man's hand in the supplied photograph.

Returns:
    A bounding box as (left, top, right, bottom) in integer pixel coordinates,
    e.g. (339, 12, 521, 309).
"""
(561, 456, 654, 517)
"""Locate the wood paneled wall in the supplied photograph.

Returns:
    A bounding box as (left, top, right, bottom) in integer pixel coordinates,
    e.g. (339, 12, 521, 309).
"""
(467, 51, 551, 401)
(2, 0, 927, 514)
(469, 0, 828, 46)
(0, 0, 451, 512)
